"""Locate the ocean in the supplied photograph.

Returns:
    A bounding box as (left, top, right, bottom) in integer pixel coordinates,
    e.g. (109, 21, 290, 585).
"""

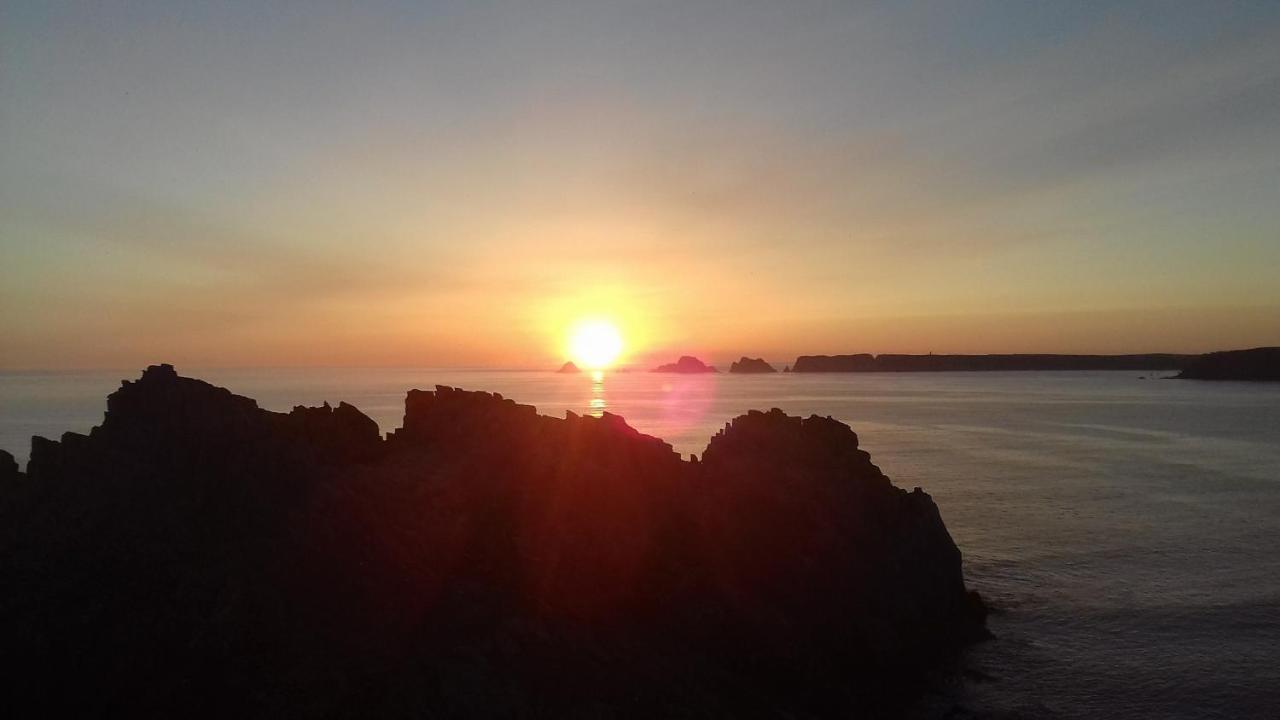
(3, 367, 1279, 718)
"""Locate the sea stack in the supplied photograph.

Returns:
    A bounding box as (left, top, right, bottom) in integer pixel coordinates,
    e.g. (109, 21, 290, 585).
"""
(729, 357, 777, 373)
(651, 355, 718, 373)
(556, 361, 582, 373)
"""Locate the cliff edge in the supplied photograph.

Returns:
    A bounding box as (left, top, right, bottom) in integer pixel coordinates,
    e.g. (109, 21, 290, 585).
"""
(793, 353, 1196, 372)
(0, 365, 986, 717)
(1176, 347, 1280, 381)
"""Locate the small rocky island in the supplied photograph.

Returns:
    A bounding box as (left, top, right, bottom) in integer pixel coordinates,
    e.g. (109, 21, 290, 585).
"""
(1176, 347, 1280, 381)
(729, 356, 777, 373)
(651, 355, 719, 373)
(556, 360, 581, 373)
(0, 365, 987, 717)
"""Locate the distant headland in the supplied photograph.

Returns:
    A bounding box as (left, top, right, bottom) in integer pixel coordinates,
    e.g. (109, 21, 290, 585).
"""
(1175, 347, 1280, 381)
(790, 353, 1197, 373)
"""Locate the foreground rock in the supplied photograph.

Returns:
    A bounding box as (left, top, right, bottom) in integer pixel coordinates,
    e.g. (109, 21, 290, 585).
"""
(729, 356, 777, 373)
(1176, 347, 1280, 381)
(0, 365, 986, 718)
(651, 355, 718, 373)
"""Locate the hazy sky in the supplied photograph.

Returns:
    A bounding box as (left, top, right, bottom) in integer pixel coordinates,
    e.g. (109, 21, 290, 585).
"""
(3, 1, 1278, 368)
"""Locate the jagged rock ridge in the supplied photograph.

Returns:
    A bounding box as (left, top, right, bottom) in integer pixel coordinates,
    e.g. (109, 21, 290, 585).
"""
(728, 356, 777, 373)
(1176, 347, 1280, 381)
(0, 365, 986, 718)
(651, 355, 718, 373)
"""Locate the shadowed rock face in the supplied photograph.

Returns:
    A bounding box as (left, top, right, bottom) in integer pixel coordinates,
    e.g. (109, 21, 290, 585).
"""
(1176, 347, 1280, 381)
(794, 353, 878, 372)
(0, 449, 16, 480)
(651, 355, 718, 373)
(0, 365, 986, 718)
(728, 356, 777, 373)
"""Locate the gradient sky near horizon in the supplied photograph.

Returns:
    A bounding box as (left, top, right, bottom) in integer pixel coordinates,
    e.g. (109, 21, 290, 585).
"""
(2, 1, 1279, 369)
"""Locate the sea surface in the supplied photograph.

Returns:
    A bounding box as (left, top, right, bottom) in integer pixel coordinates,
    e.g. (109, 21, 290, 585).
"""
(3, 367, 1279, 719)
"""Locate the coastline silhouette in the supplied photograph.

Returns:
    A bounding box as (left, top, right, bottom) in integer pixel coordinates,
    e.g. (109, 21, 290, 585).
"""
(790, 353, 1199, 373)
(571, 349, 1273, 378)
(1175, 347, 1280, 381)
(1, 365, 986, 717)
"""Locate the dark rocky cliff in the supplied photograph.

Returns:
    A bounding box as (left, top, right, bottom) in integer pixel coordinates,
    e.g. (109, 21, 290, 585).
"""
(728, 356, 778, 373)
(1176, 347, 1280, 381)
(793, 353, 1196, 372)
(0, 365, 986, 718)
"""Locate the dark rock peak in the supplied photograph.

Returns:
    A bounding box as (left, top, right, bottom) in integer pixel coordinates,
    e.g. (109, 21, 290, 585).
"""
(393, 384, 539, 444)
(728, 356, 777, 373)
(710, 408, 861, 451)
(282, 400, 382, 463)
(556, 360, 581, 373)
(651, 355, 718, 373)
(702, 408, 882, 481)
(145, 362, 178, 378)
(0, 448, 17, 481)
(1176, 347, 1280, 381)
(391, 384, 678, 465)
(23, 365, 388, 481)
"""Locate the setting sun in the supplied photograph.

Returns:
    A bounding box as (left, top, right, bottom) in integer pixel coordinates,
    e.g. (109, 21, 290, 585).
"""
(567, 320, 623, 370)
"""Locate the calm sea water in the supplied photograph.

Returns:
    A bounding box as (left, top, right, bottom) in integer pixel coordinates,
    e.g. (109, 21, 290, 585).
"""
(3, 368, 1279, 718)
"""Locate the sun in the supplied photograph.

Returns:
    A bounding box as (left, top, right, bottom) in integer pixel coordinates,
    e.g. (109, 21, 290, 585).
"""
(568, 319, 623, 370)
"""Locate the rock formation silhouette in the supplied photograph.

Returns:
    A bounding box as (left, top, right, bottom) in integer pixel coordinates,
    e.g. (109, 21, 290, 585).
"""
(0, 365, 987, 718)
(0, 448, 17, 481)
(556, 360, 582, 373)
(728, 356, 777, 373)
(792, 353, 1196, 372)
(651, 355, 718, 373)
(1176, 347, 1280, 381)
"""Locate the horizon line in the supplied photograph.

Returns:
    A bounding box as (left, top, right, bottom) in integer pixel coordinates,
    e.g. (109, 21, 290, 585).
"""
(4, 347, 1276, 375)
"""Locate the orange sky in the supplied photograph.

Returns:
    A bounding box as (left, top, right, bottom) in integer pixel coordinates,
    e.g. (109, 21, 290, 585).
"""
(2, 3, 1278, 369)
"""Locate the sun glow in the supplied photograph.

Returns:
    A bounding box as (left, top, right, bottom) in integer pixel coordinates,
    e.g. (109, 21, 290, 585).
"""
(568, 320, 623, 369)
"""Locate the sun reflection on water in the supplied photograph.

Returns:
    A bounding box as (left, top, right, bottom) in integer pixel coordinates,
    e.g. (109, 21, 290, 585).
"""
(589, 370, 606, 416)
